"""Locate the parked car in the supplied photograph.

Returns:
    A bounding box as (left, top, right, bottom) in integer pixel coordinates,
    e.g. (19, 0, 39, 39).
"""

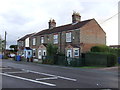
(9, 54, 16, 58)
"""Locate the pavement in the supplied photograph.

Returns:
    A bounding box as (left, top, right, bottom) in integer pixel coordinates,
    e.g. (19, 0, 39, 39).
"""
(0, 59, 119, 89)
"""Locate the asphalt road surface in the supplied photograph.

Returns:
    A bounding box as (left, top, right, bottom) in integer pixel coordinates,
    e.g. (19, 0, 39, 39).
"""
(0, 59, 119, 89)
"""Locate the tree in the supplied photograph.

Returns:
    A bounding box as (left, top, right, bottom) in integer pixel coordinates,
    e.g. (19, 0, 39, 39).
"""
(9, 45, 18, 52)
(46, 44, 58, 56)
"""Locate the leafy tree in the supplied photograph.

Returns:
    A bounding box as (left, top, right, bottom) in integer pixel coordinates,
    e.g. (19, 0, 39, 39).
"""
(9, 45, 18, 52)
(46, 44, 58, 56)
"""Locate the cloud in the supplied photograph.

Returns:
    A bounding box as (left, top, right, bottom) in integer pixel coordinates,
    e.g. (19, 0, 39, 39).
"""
(1, 11, 33, 25)
(0, 0, 119, 49)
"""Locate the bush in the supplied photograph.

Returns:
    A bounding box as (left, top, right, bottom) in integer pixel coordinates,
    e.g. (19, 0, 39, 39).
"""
(70, 58, 78, 67)
(42, 56, 55, 65)
(3, 55, 9, 59)
(46, 44, 58, 56)
(91, 45, 110, 52)
(110, 48, 120, 57)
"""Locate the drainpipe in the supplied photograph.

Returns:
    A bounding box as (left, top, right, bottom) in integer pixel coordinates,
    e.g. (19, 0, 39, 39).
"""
(59, 32, 62, 53)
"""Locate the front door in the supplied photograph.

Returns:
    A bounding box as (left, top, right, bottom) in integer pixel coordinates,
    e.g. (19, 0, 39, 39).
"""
(67, 50, 72, 57)
(38, 50, 42, 59)
(43, 50, 46, 56)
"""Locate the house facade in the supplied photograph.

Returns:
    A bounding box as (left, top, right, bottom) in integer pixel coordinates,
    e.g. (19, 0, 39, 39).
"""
(18, 12, 106, 59)
(17, 33, 35, 56)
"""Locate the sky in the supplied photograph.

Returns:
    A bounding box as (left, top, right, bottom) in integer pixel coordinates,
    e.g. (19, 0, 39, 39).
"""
(0, 0, 119, 49)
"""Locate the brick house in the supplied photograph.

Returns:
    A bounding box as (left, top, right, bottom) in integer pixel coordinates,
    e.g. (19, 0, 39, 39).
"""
(18, 12, 106, 59)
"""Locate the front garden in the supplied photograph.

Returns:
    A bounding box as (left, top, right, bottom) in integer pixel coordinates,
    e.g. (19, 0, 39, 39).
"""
(42, 44, 119, 67)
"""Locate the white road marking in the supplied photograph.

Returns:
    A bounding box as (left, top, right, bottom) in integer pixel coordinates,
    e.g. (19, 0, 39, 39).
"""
(22, 69, 55, 77)
(5, 71, 28, 74)
(0, 68, 11, 69)
(22, 69, 77, 82)
(0, 72, 56, 87)
(36, 76, 58, 80)
(57, 76, 77, 81)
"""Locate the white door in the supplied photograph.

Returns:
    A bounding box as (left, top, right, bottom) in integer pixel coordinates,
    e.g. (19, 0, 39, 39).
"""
(67, 50, 72, 57)
(38, 50, 42, 59)
(43, 50, 46, 56)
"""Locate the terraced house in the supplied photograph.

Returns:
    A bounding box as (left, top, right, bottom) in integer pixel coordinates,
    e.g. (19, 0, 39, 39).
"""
(17, 12, 106, 59)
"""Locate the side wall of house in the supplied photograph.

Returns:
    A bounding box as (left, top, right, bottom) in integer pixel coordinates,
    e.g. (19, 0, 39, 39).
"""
(80, 19, 106, 53)
(17, 41, 25, 55)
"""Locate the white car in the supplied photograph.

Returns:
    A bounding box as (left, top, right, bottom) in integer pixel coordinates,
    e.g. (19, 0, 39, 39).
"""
(21, 54, 24, 57)
(9, 54, 16, 58)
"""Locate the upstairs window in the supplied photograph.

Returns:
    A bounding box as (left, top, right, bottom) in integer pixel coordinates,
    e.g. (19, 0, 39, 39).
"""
(32, 38, 36, 45)
(41, 36, 44, 44)
(66, 32, 72, 42)
(53, 34, 58, 44)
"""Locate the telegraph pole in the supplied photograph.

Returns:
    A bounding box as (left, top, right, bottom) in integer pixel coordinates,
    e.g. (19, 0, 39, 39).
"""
(4, 31, 7, 55)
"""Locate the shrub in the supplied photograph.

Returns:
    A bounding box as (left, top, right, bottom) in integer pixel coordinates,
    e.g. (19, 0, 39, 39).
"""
(91, 45, 110, 52)
(3, 55, 9, 59)
(46, 44, 58, 56)
(42, 56, 55, 65)
(110, 48, 120, 57)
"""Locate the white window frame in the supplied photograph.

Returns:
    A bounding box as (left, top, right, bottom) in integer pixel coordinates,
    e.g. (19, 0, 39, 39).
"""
(74, 49, 79, 56)
(53, 34, 58, 44)
(66, 32, 72, 42)
(25, 37, 29, 47)
(67, 50, 72, 57)
(32, 38, 36, 45)
(41, 36, 44, 44)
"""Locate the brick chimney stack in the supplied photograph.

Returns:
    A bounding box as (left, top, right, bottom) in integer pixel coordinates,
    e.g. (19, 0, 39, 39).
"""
(48, 19, 56, 29)
(72, 11, 81, 23)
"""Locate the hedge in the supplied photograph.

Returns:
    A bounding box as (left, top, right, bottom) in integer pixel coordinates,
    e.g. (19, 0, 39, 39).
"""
(91, 45, 110, 52)
(85, 52, 117, 67)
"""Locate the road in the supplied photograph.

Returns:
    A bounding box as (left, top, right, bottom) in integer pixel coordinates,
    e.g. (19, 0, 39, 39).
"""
(0, 59, 119, 89)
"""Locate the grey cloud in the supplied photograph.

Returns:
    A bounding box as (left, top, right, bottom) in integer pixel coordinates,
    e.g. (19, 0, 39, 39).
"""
(1, 11, 33, 25)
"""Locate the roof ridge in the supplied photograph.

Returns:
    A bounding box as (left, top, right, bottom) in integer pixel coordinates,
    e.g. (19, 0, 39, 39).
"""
(33, 19, 93, 36)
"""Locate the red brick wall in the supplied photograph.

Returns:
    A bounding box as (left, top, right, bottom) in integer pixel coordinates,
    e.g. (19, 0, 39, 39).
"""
(80, 19, 106, 53)
(81, 43, 104, 53)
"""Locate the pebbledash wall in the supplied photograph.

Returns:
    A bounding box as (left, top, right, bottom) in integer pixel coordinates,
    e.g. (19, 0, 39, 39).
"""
(17, 12, 106, 59)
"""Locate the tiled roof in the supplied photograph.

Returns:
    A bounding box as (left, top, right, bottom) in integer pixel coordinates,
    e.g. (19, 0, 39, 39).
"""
(18, 33, 35, 41)
(33, 19, 93, 36)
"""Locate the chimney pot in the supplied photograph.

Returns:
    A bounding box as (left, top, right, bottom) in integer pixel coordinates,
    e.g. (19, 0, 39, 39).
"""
(48, 19, 56, 29)
(72, 11, 81, 23)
